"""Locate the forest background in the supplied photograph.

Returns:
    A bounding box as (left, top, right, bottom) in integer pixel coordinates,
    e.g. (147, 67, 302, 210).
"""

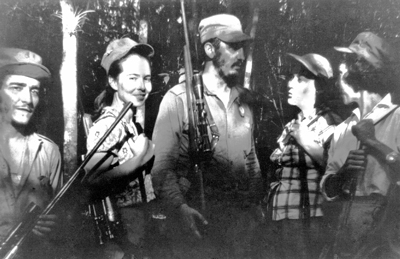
(1, 0, 400, 183)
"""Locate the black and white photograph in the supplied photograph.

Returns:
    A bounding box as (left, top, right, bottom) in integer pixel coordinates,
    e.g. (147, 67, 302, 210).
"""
(0, 0, 400, 258)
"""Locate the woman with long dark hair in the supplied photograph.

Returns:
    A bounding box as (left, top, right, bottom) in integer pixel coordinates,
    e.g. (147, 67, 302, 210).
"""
(267, 53, 342, 259)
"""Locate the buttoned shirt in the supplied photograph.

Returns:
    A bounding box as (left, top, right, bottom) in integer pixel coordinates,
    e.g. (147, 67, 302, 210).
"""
(0, 133, 62, 242)
(151, 83, 262, 208)
(86, 107, 155, 206)
(269, 110, 338, 220)
(321, 94, 400, 200)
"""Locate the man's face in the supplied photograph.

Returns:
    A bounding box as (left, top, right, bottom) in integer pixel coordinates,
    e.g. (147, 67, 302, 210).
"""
(213, 41, 245, 83)
(338, 63, 360, 105)
(110, 54, 152, 107)
(0, 74, 40, 126)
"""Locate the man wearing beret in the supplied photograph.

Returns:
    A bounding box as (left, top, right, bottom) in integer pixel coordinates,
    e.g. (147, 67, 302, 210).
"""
(0, 48, 62, 257)
(320, 32, 400, 258)
(151, 14, 263, 258)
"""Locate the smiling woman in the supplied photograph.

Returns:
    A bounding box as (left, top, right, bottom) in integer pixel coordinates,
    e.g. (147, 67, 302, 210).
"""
(108, 54, 152, 108)
(83, 37, 156, 259)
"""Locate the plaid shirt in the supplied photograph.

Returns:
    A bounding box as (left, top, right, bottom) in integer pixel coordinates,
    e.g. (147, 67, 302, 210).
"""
(269, 110, 338, 221)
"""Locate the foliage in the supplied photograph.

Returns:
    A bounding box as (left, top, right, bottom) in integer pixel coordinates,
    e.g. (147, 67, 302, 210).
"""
(253, 0, 400, 168)
(1, 0, 400, 174)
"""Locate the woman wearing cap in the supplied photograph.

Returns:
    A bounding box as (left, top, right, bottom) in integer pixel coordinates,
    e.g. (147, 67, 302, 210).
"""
(84, 38, 155, 259)
(267, 53, 342, 259)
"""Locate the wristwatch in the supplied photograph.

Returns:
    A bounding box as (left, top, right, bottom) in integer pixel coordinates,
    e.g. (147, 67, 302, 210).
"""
(386, 151, 399, 164)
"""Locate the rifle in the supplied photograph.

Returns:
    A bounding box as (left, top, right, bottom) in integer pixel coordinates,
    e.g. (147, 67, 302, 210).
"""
(319, 104, 400, 259)
(244, 1, 259, 90)
(0, 102, 134, 259)
(180, 0, 217, 211)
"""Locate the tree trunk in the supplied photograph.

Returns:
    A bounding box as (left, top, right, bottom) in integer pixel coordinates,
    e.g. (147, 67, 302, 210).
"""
(60, 0, 78, 179)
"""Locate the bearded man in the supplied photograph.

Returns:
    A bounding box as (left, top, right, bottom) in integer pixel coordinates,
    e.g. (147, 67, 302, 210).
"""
(151, 14, 263, 259)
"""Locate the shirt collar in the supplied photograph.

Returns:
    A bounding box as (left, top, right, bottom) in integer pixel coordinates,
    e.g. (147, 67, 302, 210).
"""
(204, 85, 240, 102)
(352, 94, 397, 122)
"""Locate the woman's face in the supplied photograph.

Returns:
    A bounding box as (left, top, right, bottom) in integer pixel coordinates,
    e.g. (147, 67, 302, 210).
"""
(287, 73, 316, 107)
(110, 54, 152, 107)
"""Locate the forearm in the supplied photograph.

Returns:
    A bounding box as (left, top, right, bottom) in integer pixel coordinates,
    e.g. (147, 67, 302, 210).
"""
(159, 172, 187, 208)
(88, 164, 143, 188)
(151, 90, 188, 208)
(298, 141, 325, 166)
(152, 160, 187, 208)
(85, 152, 144, 186)
(85, 167, 145, 200)
(247, 140, 264, 203)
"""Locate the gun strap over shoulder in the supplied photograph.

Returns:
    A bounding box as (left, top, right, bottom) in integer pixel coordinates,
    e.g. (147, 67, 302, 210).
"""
(133, 121, 147, 203)
(203, 96, 220, 151)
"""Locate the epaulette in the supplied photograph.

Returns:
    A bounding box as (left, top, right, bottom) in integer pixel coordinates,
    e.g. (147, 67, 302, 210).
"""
(169, 82, 186, 96)
(36, 133, 57, 145)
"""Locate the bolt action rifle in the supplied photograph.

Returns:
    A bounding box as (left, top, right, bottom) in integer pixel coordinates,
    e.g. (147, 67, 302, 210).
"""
(179, 0, 219, 211)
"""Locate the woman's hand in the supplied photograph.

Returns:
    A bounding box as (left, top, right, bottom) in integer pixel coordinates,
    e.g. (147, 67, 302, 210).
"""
(289, 117, 325, 165)
(289, 119, 312, 146)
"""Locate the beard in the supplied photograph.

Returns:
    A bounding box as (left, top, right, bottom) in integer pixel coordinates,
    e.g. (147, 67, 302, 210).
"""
(212, 51, 242, 88)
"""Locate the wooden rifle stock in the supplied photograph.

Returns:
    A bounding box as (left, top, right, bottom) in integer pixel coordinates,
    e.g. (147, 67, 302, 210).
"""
(0, 102, 133, 259)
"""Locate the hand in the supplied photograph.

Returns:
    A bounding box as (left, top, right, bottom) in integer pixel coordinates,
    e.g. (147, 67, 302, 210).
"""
(32, 214, 58, 238)
(351, 119, 376, 145)
(250, 204, 266, 224)
(289, 119, 312, 146)
(179, 204, 208, 239)
(339, 149, 367, 182)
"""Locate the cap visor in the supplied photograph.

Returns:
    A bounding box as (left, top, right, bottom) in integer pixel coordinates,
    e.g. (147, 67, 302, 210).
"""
(287, 53, 314, 75)
(219, 31, 252, 43)
(130, 44, 155, 57)
(334, 46, 353, 53)
(0, 63, 51, 79)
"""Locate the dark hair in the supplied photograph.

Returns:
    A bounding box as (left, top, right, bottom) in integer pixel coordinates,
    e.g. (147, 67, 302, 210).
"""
(93, 49, 151, 119)
(0, 72, 6, 89)
(199, 37, 222, 65)
(314, 76, 341, 113)
(294, 65, 340, 112)
(0, 71, 46, 134)
(343, 54, 400, 97)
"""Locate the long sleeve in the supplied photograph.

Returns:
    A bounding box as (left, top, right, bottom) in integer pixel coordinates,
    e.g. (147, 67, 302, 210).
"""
(49, 146, 63, 195)
(151, 89, 189, 208)
(247, 135, 263, 203)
